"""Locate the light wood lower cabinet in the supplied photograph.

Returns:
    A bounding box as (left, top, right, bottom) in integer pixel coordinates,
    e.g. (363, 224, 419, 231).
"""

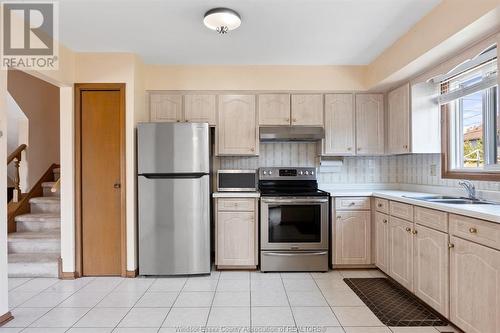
(215, 198, 258, 268)
(334, 211, 371, 265)
(374, 212, 390, 274)
(389, 216, 413, 291)
(413, 224, 449, 317)
(450, 236, 500, 333)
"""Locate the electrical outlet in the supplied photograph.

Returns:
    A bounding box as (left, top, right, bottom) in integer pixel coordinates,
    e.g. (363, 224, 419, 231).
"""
(430, 164, 437, 176)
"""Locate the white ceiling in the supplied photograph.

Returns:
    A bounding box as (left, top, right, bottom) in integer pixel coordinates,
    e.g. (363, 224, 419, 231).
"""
(59, 0, 441, 65)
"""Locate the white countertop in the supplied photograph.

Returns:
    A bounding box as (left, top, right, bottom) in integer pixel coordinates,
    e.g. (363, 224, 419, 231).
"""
(325, 189, 500, 224)
(212, 191, 260, 198)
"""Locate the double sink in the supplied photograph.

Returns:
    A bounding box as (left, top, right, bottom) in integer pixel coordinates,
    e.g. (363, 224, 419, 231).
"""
(404, 195, 498, 205)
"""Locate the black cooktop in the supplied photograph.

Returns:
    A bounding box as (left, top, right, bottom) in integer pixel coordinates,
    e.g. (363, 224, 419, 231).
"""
(259, 188, 330, 197)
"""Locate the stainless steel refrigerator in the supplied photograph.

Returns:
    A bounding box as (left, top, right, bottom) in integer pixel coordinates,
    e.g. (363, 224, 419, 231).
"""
(138, 122, 210, 275)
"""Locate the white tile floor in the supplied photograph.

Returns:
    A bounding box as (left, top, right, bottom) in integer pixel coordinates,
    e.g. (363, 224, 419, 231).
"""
(1, 269, 461, 333)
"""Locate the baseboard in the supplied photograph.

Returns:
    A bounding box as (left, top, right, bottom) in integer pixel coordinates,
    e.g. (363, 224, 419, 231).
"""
(126, 269, 138, 278)
(58, 257, 77, 279)
(0, 311, 13, 326)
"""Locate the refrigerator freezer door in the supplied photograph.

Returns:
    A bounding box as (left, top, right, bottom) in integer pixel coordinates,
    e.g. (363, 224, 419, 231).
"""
(138, 174, 210, 275)
(138, 122, 209, 174)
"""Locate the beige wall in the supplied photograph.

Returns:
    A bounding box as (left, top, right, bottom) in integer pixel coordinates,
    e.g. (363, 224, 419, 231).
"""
(366, 0, 500, 89)
(145, 65, 367, 91)
(7, 70, 60, 189)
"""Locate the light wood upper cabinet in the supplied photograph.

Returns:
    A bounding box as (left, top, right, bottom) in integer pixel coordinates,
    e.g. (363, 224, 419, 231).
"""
(216, 198, 258, 268)
(150, 94, 183, 122)
(450, 236, 500, 333)
(323, 94, 355, 155)
(413, 224, 449, 317)
(389, 216, 413, 291)
(258, 94, 290, 126)
(217, 95, 258, 156)
(355, 94, 384, 155)
(374, 212, 390, 274)
(184, 95, 216, 125)
(291, 94, 324, 126)
(388, 83, 410, 154)
(334, 211, 371, 265)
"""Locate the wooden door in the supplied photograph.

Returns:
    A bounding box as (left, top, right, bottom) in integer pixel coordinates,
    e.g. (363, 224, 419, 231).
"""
(217, 211, 256, 266)
(388, 83, 410, 154)
(413, 224, 449, 317)
(217, 95, 258, 155)
(334, 211, 371, 265)
(150, 93, 183, 122)
(78, 84, 125, 276)
(184, 94, 216, 125)
(258, 94, 291, 126)
(291, 94, 323, 126)
(450, 236, 500, 333)
(389, 216, 413, 290)
(374, 212, 390, 274)
(324, 94, 355, 155)
(355, 94, 384, 155)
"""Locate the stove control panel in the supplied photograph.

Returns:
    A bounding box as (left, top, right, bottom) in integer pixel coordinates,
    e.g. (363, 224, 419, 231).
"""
(259, 167, 316, 180)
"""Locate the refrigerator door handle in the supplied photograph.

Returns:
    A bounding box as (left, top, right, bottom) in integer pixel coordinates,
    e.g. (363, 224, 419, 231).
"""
(140, 173, 208, 179)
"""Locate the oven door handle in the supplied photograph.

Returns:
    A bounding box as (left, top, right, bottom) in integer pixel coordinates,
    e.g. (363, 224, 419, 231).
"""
(261, 198, 329, 204)
(262, 251, 328, 257)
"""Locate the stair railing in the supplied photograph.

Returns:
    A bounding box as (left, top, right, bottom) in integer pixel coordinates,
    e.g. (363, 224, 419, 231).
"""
(7, 144, 27, 202)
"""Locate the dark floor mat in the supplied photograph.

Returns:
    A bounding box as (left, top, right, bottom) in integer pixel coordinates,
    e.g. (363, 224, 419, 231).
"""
(344, 278, 449, 327)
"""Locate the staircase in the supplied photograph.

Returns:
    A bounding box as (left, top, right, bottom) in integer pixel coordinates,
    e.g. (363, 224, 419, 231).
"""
(8, 168, 61, 277)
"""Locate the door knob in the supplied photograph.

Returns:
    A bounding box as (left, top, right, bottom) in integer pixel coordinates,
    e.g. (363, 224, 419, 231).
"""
(114, 183, 121, 189)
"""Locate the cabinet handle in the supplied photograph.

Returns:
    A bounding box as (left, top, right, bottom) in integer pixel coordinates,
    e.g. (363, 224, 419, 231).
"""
(412, 229, 418, 235)
(347, 147, 352, 151)
(469, 227, 478, 234)
(348, 202, 355, 206)
(383, 219, 388, 224)
(405, 227, 411, 233)
(250, 147, 255, 152)
(292, 118, 297, 122)
(286, 118, 290, 122)
(448, 243, 455, 249)
(337, 216, 342, 219)
(403, 145, 408, 149)
(357, 148, 361, 151)
(377, 203, 383, 208)
(176, 120, 180, 122)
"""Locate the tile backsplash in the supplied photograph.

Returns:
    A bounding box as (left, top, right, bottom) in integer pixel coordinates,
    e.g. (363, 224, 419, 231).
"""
(218, 142, 500, 192)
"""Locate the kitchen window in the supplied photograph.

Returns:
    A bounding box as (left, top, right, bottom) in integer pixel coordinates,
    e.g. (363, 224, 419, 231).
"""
(441, 46, 499, 180)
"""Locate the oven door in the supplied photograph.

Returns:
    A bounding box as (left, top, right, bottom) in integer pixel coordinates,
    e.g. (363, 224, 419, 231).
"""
(261, 197, 329, 250)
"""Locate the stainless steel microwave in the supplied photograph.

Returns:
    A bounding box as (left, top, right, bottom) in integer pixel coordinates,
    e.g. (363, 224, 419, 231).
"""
(217, 170, 258, 192)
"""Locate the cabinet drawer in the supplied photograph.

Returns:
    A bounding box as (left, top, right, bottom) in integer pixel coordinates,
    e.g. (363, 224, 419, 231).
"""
(335, 197, 371, 210)
(374, 198, 389, 213)
(389, 201, 413, 221)
(415, 207, 448, 232)
(450, 214, 500, 250)
(217, 198, 255, 212)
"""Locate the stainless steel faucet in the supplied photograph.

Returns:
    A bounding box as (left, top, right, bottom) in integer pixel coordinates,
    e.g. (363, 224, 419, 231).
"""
(459, 180, 477, 200)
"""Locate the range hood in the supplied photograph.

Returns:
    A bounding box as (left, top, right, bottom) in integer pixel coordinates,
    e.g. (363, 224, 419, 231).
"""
(260, 126, 325, 142)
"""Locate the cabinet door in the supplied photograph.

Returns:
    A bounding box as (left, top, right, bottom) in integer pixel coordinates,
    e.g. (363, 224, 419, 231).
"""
(388, 83, 410, 154)
(450, 236, 500, 333)
(150, 94, 183, 122)
(355, 94, 384, 155)
(324, 94, 355, 155)
(334, 211, 371, 265)
(413, 224, 449, 317)
(389, 216, 413, 290)
(258, 94, 290, 126)
(217, 95, 258, 156)
(184, 95, 216, 125)
(374, 212, 390, 274)
(217, 211, 256, 266)
(291, 94, 324, 126)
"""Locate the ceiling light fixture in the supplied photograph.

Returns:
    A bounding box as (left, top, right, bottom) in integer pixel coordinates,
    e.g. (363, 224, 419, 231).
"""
(203, 8, 241, 34)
